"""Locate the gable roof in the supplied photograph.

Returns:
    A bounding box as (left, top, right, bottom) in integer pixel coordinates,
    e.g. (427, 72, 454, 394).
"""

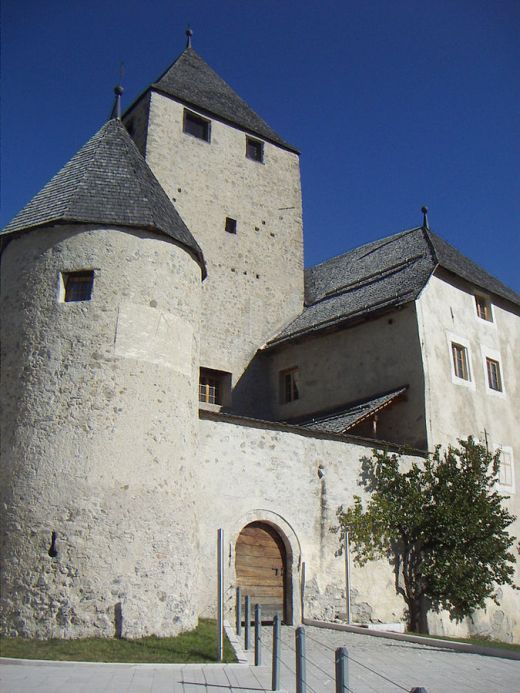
(1, 119, 206, 277)
(267, 227, 520, 348)
(296, 386, 408, 435)
(150, 47, 298, 153)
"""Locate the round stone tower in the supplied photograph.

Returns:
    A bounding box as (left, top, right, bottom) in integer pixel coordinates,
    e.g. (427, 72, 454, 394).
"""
(0, 120, 206, 638)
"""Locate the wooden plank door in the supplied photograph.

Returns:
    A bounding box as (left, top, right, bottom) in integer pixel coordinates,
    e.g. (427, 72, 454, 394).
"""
(235, 522, 287, 622)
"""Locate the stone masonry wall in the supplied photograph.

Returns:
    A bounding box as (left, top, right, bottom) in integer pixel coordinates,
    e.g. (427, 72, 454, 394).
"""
(197, 414, 520, 643)
(0, 225, 202, 638)
(143, 91, 304, 382)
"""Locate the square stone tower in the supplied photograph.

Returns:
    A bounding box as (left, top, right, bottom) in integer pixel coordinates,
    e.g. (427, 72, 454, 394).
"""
(123, 47, 304, 389)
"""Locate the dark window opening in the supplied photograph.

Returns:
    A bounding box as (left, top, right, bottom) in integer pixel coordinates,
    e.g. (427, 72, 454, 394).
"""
(63, 271, 94, 302)
(225, 217, 237, 234)
(246, 137, 264, 162)
(280, 367, 299, 403)
(183, 110, 211, 142)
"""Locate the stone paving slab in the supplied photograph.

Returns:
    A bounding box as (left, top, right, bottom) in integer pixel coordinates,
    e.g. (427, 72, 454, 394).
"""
(257, 625, 520, 693)
(2, 624, 520, 692)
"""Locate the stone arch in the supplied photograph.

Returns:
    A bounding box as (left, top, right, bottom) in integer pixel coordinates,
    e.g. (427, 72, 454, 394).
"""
(230, 509, 301, 625)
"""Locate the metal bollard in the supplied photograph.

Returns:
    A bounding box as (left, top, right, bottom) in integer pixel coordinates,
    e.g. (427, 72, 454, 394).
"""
(244, 595, 251, 650)
(272, 613, 281, 691)
(295, 625, 306, 693)
(255, 604, 262, 666)
(335, 647, 349, 692)
(236, 587, 242, 636)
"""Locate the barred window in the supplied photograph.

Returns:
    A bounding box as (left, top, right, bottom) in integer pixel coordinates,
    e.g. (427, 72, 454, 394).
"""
(63, 271, 94, 302)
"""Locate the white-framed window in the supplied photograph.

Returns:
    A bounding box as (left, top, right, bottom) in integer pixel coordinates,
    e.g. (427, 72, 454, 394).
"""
(481, 346, 506, 397)
(494, 445, 515, 493)
(474, 293, 494, 324)
(447, 333, 474, 389)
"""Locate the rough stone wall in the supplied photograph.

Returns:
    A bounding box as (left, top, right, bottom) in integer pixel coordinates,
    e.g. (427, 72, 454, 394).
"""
(143, 91, 304, 382)
(197, 414, 520, 642)
(416, 270, 520, 641)
(197, 415, 416, 627)
(0, 225, 202, 638)
(266, 304, 428, 449)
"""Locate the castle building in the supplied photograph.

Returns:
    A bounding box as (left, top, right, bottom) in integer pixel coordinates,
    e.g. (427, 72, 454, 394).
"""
(1, 43, 519, 642)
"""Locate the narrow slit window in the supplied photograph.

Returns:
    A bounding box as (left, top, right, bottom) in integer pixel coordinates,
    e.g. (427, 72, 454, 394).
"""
(486, 358, 502, 391)
(452, 343, 470, 381)
(63, 271, 94, 302)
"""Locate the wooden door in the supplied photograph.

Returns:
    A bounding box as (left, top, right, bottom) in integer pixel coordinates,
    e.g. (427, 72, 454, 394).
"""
(235, 522, 287, 622)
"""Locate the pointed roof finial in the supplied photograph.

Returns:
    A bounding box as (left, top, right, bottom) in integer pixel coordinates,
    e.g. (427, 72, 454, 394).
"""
(421, 205, 430, 230)
(186, 26, 193, 48)
(110, 84, 124, 120)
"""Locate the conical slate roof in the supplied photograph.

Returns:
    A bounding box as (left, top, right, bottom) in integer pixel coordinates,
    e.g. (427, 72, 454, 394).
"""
(151, 47, 298, 153)
(1, 119, 206, 277)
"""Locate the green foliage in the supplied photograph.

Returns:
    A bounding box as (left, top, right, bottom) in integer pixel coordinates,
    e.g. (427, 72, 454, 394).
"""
(0, 619, 236, 663)
(336, 439, 516, 631)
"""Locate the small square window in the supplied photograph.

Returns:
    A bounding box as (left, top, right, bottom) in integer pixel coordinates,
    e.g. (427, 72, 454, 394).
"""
(475, 295, 492, 322)
(198, 368, 231, 406)
(63, 271, 94, 302)
(246, 137, 264, 162)
(183, 110, 210, 142)
(486, 358, 502, 391)
(225, 217, 237, 234)
(280, 367, 299, 404)
(452, 343, 470, 381)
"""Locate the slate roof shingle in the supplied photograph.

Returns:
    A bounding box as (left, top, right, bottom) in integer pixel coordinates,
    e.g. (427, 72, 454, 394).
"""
(1, 119, 206, 277)
(267, 227, 520, 347)
(151, 47, 298, 153)
(296, 387, 408, 435)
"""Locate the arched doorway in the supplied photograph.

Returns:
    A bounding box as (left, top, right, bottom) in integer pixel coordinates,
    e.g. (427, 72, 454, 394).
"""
(235, 522, 290, 623)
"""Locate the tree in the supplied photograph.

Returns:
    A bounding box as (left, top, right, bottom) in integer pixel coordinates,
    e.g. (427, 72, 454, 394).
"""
(336, 438, 516, 632)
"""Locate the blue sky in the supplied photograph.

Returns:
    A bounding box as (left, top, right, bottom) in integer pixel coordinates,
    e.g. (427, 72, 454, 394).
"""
(2, 1, 519, 291)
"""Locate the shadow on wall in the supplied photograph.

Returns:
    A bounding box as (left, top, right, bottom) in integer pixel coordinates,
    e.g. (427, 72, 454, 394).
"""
(229, 351, 275, 419)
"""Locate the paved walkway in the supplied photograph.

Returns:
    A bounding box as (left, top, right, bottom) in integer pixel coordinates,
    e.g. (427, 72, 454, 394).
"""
(2, 625, 519, 692)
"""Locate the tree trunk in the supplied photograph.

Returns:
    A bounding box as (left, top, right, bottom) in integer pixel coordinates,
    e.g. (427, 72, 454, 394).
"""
(407, 593, 429, 633)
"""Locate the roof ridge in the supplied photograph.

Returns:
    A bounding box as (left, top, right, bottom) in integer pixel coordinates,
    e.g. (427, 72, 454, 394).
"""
(317, 252, 426, 303)
(306, 227, 422, 273)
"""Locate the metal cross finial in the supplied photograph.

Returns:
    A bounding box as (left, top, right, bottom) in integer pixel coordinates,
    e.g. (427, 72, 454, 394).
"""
(186, 26, 193, 48)
(421, 206, 430, 230)
(110, 84, 124, 121)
